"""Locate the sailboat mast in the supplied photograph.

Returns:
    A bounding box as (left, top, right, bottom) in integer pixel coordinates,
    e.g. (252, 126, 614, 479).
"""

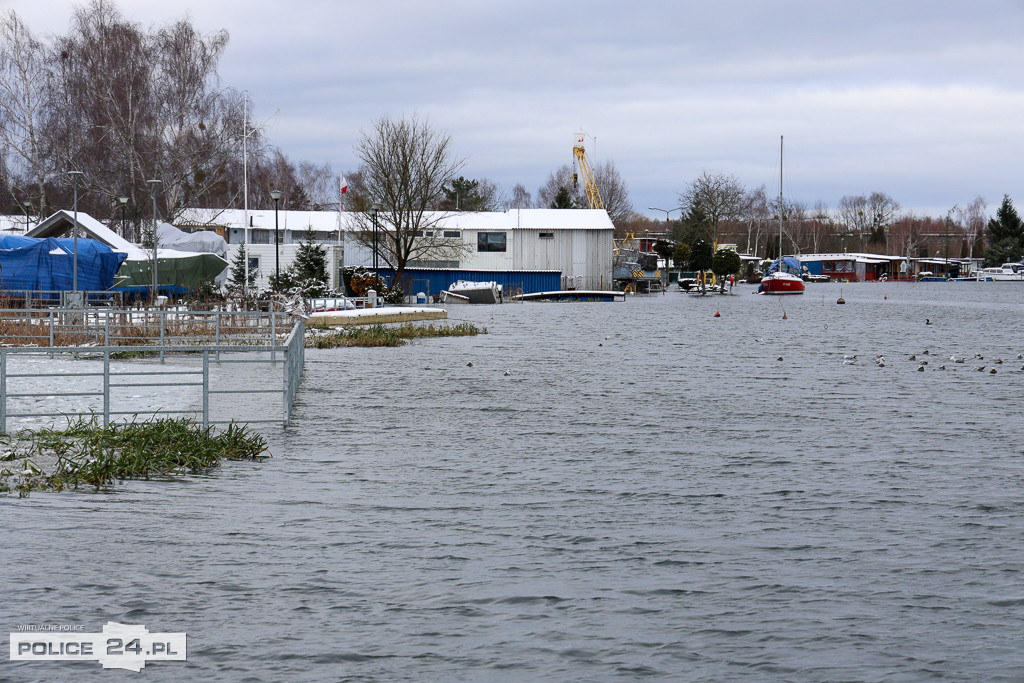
(779, 135, 784, 262)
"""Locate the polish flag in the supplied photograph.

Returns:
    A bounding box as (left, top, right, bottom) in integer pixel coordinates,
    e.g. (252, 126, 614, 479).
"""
(339, 175, 348, 194)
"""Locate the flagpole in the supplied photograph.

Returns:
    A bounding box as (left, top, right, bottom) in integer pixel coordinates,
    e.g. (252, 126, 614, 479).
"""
(242, 91, 249, 298)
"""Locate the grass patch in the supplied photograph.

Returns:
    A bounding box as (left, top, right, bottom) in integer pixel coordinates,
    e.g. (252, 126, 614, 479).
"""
(0, 416, 268, 495)
(306, 322, 485, 348)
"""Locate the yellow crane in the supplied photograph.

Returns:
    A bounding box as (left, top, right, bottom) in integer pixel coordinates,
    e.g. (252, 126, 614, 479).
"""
(572, 132, 605, 210)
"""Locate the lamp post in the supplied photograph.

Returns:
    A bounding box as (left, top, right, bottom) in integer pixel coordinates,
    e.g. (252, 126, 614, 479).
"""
(371, 203, 380, 281)
(21, 199, 32, 232)
(648, 206, 683, 282)
(118, 196, 128, 239)
(67, 170, 84, 291)
(270, 190, 282, 289)
(147, 179, 161, 301)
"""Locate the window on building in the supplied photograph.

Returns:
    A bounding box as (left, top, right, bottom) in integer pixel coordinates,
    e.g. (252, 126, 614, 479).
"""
(248, 257, 260, 273)
(539, 231, 554, 240)
(443, 230, 461, 238)
(477, 231, 506, 252)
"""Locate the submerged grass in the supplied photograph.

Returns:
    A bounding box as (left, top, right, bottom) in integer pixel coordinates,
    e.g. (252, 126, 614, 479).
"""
(306, 322, 485, 348)
(0, 416, 268, 495)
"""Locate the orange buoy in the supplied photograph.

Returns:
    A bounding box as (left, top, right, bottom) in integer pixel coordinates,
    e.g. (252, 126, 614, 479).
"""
(714, 311, 720, 317)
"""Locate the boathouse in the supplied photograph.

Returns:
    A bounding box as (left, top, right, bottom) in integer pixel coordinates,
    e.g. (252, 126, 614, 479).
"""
(178, 208, 615, 294)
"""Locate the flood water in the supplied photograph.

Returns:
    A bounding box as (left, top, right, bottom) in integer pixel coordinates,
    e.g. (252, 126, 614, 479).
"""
(4, 281, 1024, 681)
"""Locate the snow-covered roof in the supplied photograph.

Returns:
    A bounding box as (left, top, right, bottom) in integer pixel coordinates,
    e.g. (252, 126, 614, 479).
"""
(28, 211, 217, 261)
(176, 208, 615, 232)
(797, 252, 907, 262)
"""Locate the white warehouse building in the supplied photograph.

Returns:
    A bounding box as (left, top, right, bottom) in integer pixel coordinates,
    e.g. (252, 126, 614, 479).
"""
(177, 208, 614, 293)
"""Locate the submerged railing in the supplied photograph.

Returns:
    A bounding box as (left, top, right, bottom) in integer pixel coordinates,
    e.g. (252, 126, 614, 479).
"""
(0, 307, 306, 431)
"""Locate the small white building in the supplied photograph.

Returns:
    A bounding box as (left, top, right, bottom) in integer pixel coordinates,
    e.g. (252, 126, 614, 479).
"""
(178, 208, 614, 292)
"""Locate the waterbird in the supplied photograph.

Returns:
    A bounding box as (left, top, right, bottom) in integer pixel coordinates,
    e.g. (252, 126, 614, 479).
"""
(994, 357, 1003, 364)
(972, 366, 986, 372)
(922, 349, 930, 355)
(466, 362, 473, 367)
(990, 368, 998, 374)
(843, 354, 857, 361)
(925, 318, 932, 325)
(909, 354, 917, 361)
(917, 365, 925, 372)
(974, 353, 984, 359)
(504, 369, 512, 376)
(937, 365, 946, 370)
(777, 356, 784, 361)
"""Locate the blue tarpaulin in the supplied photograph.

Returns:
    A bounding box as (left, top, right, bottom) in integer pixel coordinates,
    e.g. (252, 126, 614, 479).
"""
(766, 256, 803, 275)
(0, 235, 126, 292)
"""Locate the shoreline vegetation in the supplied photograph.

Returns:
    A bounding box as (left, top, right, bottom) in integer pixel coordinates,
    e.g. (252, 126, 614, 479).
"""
(305, 322, 486, 348)
(1, 417, 268, 497)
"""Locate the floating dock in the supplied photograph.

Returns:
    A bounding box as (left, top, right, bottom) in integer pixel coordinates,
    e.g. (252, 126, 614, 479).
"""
(308, 307, 448, 326)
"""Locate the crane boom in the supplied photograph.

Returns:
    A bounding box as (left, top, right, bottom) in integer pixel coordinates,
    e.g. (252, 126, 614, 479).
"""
(572, 133, 605, 210)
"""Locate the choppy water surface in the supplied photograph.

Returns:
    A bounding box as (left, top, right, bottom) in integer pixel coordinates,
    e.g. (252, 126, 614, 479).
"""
(4, 282, 1024, 681)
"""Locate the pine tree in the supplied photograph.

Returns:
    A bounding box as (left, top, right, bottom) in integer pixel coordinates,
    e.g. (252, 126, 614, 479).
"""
(284, 228, 329, 297)
(550, 186, 575, 209)
(983, 195, 1024, 266)
(228, 245, 258, 293)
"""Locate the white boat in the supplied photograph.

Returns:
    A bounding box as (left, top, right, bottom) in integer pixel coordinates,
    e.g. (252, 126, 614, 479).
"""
(440, 280, 502, 304)
(977, 263, 1024, 281)
(307, 296, 355, 312)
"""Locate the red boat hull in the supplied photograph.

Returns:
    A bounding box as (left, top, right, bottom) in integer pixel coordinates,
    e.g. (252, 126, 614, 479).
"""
(759, 274, 805, 295)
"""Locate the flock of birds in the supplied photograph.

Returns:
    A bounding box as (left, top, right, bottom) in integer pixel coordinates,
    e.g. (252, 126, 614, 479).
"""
(838, 350, 1024, 373)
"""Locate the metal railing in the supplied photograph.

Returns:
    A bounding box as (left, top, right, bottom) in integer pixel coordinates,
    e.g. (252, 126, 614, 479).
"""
(0, 306, 305, 432)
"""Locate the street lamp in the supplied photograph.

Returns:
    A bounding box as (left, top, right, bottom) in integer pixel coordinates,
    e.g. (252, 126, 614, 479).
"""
(21, 199, 32, 232)
(648, 206, 683, 281)
(270, 189, 282, 289)
(147, 179, 161, 301)
(371, 203, 380, 281)
(118, 196, 128, 239)
(67, 170, 84, 291)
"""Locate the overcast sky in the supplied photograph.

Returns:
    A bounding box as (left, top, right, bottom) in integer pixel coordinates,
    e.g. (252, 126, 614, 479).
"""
(7, 0, 1024, 219)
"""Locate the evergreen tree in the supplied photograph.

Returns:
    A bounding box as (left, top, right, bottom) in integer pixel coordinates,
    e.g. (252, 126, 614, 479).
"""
(283, 228, 329, 297)
(228, 245, 258, 293)
(712, 248, 742, 291)
(550, 186, 575, 209)
(440, 176, 489, 211)
(983, 195, 1024, 266)
(687, 239, 714, 293)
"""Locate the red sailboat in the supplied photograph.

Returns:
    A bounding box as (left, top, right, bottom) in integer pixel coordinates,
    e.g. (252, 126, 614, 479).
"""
(759, 136, 805, 295)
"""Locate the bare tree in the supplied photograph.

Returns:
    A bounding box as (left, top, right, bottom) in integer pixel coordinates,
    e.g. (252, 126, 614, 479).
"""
(837, 194, 869, 251)
(806, 200, 829, 253)
(740, 185, 771, 256)
(867, 191, 900, 252)
(537, 164, 576, 209)
(353, 114, 467, 284)
(297, 160, 336, 210)
(592, 159, 632, 227)
(678, 171, 745, 245)
(510, 182, 531, 209)
(954, 195, 987, 259)
(0, 10, 53, 211)
(536, 160, 632, 225)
